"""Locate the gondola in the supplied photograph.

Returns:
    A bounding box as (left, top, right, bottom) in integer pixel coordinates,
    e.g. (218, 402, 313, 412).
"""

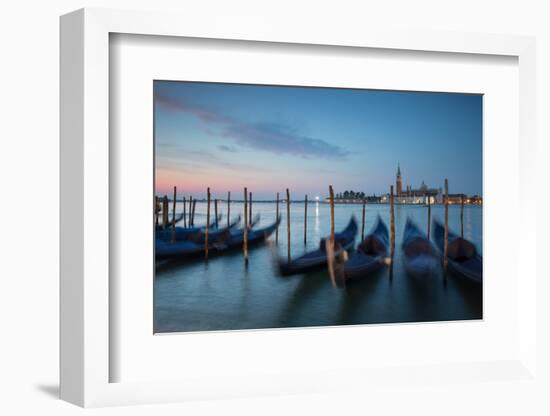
(214, 216, 281, 251)
(342, 216, 388, 280)
(155, 213, 222, 232)
(155, 238, 208, 260)
(155, 215, 241, 242)
(278, 217, 358, 276)
(401, 218, 437, 278)
(432, 220, 482, 284)
(155, 215, 275, 261)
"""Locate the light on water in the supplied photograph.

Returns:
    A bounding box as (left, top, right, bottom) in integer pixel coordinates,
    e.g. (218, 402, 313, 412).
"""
(155, 202, 482, 333)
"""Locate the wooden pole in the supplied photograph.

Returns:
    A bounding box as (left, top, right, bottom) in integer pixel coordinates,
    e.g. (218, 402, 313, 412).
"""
(227, 191, 231, 228)
(249, 191, 252, 226)
(162, 195, 168, 230)
(214, 198, 219, 229)
(304, 194, 308, 245)
(444, 179, 449, 273)
(390, 186, 395, 255)
(327, 185, 337, 287)
(155, 196, 159, 227)
(205, 188, 210, 260)
(171, 186, 177, 243)
(286, 188, 291, 262)
(243, 187, 248, 263)
(427, 194, 431, 240)
(275, 192, 280, 244)
(460, 193, 464, 238)
(191, 199, 197, 227)
(361, 198, 366, 241)
(188, 196, 193, 227)
(329, 186, 335, 247)
(184, 196, 188, 227)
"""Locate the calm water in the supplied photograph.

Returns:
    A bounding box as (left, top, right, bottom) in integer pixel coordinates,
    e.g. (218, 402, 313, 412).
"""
(155, 202, 482, 333)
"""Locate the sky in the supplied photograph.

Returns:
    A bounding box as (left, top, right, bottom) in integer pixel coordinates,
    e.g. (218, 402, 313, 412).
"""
(154, 81, 482, 200)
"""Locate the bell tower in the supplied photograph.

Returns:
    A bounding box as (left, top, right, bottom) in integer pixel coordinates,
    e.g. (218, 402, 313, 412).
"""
(396, 163, 403, 196)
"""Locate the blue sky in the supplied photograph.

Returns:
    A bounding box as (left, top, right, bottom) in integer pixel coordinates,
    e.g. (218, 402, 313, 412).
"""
(154, 81, 482, 199)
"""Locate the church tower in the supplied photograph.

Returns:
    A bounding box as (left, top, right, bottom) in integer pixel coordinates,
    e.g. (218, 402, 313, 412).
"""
(396, 163, 403, 196)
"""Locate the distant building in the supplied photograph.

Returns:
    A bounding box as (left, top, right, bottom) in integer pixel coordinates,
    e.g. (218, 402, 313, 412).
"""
(396, 162, 403, 196)
(394, 164, 440, 204)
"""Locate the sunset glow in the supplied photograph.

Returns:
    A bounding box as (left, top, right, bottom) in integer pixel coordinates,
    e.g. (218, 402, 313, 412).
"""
(155, 81, 482, 199)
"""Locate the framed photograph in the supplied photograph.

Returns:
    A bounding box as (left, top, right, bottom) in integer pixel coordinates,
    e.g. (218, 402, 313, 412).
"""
(152, 80, 484, 335)
(60, 8, 537, 407)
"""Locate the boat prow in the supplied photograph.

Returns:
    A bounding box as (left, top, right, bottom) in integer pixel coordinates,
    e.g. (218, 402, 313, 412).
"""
(343, 216, 389, 281)
(278, 216, 358, 276)
(432, 220, 482, 284)
(402, 218, 437, 278)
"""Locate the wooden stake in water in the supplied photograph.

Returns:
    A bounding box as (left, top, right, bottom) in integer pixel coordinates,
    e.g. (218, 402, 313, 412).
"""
(275, 192, 280, 244)
(205, 187, 210, 260)
(427, 194, 431, 240)
(188, 196, 193, 227)
(329, 186, 335, 247)
(361, 198, 366, 241)
(327, 185, 337, 287)
(444, 179, 449, 273)
(162, 195, 168, 239)
(390, 186, 395, 255)
(304, 194, 308, 245)
(249, 191, 252, 226)
(243, 188, 249, 263)
(214, 198, 219, 229)
(155, 196, 159, 227)
(227, 191, 231, 228)
(191, 199, 197, 227)
(286, 188, 291, 262)
(182, 196, 187, 228)
(171, 186, 177, 243)
(460, 193, 464, 238)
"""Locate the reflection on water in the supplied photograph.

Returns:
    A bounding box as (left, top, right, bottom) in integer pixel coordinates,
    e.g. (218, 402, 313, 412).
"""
(155, 202, 482, 333)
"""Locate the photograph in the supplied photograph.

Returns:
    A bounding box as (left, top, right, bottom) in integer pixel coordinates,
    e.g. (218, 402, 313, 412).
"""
(153, 80, 483, 333)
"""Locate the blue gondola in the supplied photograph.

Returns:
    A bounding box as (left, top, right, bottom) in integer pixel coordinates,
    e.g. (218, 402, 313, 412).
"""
(432, 220, 482, 284)
(155, 215, 275, 261)
(155, 213, 222, 232)
(214, 216, 281, 251)
(343, 216, 388, 280)
(402, 218, 437, 278)
(278, 217, 358, 276)
(155, 215, 241, 242)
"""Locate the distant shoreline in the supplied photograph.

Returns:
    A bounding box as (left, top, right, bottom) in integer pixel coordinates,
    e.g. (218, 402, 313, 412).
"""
(158, 199, 482, 206)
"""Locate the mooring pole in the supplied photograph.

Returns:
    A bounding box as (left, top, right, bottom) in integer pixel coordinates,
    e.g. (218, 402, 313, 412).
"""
(184, 196, 188, 227)
(444, 179, 449, 273)
(460, 193, 464, 238)
(275, 192, 280, 244)
(286, 188, 291, 262)
(188, 196, 193, 227)
(214, 198, 219, 229)
(329, 186, 335, 247)
(243, 187, 248, 263)
(390, 186, 395, 256)
(327, 185, 338, 287)
(162, 195, 168, 240)
(304, 194, 308, 245)
(361, 198, 366, 241)
(171, 186, 177, 243)
(205, 188, 210, 260)
(227, 191, 231, 228)
(191, 199, 197, 227)
(249, 191, 252, 226)
(155, 196, 159, 227)
(427, 194, 431, 240)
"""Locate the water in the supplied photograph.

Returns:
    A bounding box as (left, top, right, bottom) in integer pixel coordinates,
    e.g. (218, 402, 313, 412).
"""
(155, 202, 482, 333)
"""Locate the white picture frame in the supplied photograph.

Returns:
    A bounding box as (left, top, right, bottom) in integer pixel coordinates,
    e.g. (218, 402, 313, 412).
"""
(60, 8, 537, 407)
